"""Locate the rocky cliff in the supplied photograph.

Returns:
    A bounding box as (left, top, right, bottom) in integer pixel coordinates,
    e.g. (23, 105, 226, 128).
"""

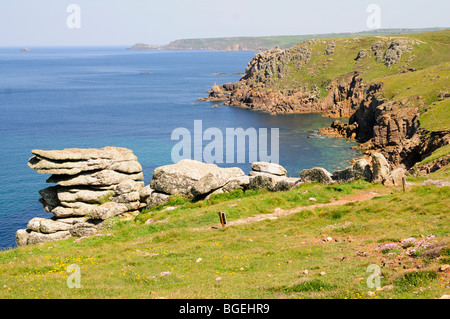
(200, 30, 450, 169)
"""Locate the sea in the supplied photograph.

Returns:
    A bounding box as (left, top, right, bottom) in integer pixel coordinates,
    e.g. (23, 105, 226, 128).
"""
(0, 47, 362, 248)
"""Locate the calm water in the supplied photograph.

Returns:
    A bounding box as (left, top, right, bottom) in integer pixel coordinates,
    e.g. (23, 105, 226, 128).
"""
(0, 47, 361, 248)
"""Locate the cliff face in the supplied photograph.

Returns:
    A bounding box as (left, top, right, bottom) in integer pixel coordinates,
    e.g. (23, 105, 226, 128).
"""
(199, 31, 450, 169)
(199, 38, 396, 117)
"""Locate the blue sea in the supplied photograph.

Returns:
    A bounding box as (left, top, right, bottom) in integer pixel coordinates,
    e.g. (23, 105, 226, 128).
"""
(0, 47, 361, 248)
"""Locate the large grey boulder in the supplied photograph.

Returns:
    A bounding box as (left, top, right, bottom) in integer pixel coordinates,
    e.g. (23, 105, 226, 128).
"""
(27, 217, 72, 234)
(332, 159, 372, 182)
(332, 167, 355, 182)
(19, 230, 72, 246)
(69, 220, 103, 237)
(352, 159, 372, 181)
(150, 159, 246, 198)
(251, 162, 287, 176)
(191, 168, 246, 197)
(250, 174, 279, 191)
(371, 153, 390, 182)
(248, 162, 297, 191)
(146, 192, 170, 208)
(382, 168, 407, 186)
(300, 167, 333, 184)
(249, 173, 300, 191)
(16, 229, 31, 247)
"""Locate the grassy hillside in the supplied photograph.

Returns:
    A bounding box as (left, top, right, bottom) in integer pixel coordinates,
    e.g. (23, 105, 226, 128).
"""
(0, 180, 448, 299)
(272, 30, 449, 99)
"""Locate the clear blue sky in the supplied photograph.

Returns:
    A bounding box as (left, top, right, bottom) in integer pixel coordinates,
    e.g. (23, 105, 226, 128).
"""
(0, 0, 448, 46)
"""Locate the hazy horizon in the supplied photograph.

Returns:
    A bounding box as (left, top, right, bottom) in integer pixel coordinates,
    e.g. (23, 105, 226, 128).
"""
(1, 0, 449, 47)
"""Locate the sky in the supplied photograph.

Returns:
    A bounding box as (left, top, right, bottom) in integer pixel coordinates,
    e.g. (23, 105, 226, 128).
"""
(0, 0, 449, 46)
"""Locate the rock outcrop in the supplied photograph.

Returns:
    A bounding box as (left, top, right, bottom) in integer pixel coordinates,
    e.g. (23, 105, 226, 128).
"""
(300, 167, 333, 184)
(250, 162, 287, 176)
(300, 152, 388, 184)
(332, 158, 372, 182)
(249, 162, 300, 191)
(147, 159, 249, 207)
(317, 84, 450, 170)
(146, 160, 301, 206)
(19, 146, 413, 246)
(17, 147, 146, 246)
(382, 168, 407, 186)
(198, 38, 405, 118)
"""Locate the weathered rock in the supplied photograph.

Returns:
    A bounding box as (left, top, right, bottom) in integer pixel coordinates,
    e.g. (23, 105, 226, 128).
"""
(89, 201, 138, 220)
(50, 206, 94, 218)
(24, 147, 147, 246)
(139, 185, 153, 202)
(384, 40, 408, 67)
(251, 162, 287, 176)
(382, 168, 407, 186)
(27, 218, 46, 232)
(39, 187, 60, 207)
(40, 219, 72, 234)
(332, 167, 355, 182)
(250, 174, 278, 191)
(27, 217, 72, 234)
(114, 179, 142, 195)
(371, 41, 385, 62)
(46, 170, 144, 187)
(27, 230, 71, 245)
(191, 168, 246, 197)
(356, 49, 368, 60)
(150, 159, 245, 198)
(111, 191, 140, 204)
(16, 229, 31, 246)
(69, 220, 102, 237)
(54, 217, 87, 225)
(146, 192, 170, 208)
(28, 147, 142, 175)
(352, 159, 372, 181)
(272, 177, 301, 191)
(371, 153, 390, 182)
(56, 187, 114, 204)
(325, 41, 336, 55)
(300, 167, 333, 184)
(249, 173, 300, 191)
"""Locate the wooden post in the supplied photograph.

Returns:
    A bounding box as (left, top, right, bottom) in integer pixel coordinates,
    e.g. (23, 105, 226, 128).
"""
(218, 211, 227, 228)
(402, 177, 406, 192)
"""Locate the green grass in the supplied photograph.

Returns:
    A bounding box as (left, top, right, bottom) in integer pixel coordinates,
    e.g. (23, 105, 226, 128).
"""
(394, 271, 439, 293)
(282, 279, 337, 292)
(416, 144, 450, 166)
(420, 99, 450, 132)
(1, 181, 448, 299)
(380, 62, 450, 109)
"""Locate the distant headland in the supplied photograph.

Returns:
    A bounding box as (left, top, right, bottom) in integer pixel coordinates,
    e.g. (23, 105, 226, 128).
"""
(128, 27, 448, 51)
